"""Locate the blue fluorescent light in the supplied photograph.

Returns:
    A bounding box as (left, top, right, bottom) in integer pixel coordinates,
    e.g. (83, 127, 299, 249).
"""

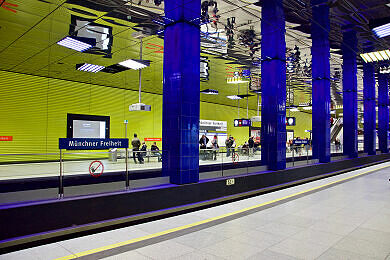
(373, 23, 390, 38)
(76, 63, 105, 73)
(57, 36, 95, 52)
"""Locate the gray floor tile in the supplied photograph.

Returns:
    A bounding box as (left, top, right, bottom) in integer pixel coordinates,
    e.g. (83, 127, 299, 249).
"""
(333, 236, 390, 259)
(205, 222, 251, 237)
(317, 247, 381, 260)
(228, 216, 270, 229)
(245, 249, 299, 260)
(135, 240, 195, 260)
(361, 214, 390, 232)
(346, 227, 390, 247)
(275, 214, 317, 228)
(201, 238, 264, 259)
(58, 228, 150, 254)
(101, 250, 152, 260)
(230, 229, 286, 247)
(289, 229, 343, 247)
(171, 251, 226, 260)
(0, 243, 73, 260)
(255, 222, 305, 237)
(228, 233, 276, 250)
(268, 238, 330, 259)
(172, 230, 228, 249)
(309, 220, 357, 236)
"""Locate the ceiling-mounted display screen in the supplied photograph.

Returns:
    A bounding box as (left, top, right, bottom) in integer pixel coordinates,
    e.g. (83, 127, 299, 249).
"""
(67, 114, 110, 139)
(234, 119, 251, 127)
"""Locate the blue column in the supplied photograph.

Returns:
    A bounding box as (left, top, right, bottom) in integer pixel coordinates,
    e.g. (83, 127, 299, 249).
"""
(363, 50, 376, 155)
(311, 0, 331, 163)
(260, 0, 286, 170)
(378, 74, 389, 153)
(162, 0, 200, 184)
(342, 30, 358, 158)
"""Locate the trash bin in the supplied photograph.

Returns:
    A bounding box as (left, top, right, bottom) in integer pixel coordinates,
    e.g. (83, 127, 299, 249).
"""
(109, 148, 117, 162)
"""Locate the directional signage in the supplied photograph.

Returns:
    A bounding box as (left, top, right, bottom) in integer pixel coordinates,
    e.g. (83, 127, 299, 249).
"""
(234, 119, 251, 127)
(59, 138, 128, 150)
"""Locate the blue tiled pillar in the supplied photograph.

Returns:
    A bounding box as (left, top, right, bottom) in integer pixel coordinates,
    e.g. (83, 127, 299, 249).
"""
(162, 0, 200, 184)
(378, 74, 389, 153)
(342, 30, 358, 158)
(363, 51, 376, 155)
(260, 0, 286, 170)
(311, 0, 331, 163)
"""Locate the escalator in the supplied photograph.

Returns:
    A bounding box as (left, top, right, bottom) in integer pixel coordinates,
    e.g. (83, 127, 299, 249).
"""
(331, 118, 343, 143)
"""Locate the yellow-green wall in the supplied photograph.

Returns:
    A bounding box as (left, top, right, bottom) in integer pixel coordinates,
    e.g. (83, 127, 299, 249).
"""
(0, 70, 311, 162)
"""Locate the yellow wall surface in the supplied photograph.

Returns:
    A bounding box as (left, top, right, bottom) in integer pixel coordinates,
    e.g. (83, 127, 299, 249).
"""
(0, 70, 312, 162)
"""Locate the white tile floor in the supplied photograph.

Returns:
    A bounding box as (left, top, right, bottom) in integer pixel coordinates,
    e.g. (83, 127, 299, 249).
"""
(1, 161, 390, 260)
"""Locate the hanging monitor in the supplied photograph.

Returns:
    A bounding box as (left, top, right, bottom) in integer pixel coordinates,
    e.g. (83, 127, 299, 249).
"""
(67, 114, 110, 139)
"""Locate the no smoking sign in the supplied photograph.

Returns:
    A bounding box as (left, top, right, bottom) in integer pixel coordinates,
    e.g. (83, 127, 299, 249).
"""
(89, 160, 104, 177)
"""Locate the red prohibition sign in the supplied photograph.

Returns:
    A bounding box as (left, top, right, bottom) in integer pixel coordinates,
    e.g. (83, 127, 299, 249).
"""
(89, 160, 104, 177)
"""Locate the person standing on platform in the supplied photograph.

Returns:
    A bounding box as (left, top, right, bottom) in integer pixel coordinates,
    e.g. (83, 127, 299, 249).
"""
(226, 135, 233, 157)
(248, 136, 255, 157)
(132, 133, 141, 164)
(199, 134, 209, 160)
(211, 135, 219, 160)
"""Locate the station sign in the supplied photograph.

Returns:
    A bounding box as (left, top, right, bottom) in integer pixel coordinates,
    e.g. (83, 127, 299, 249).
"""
(234, 119, 251, 127)
(144, 138, 162, 141)
(0, 136, 13, 141)
(59, 138, 128, 150)
(293, 139, 310, 145)
(200, 119, 227, 131)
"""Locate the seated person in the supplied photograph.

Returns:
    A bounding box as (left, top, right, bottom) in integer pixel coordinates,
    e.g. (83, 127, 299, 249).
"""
(151, 142, 162, 162)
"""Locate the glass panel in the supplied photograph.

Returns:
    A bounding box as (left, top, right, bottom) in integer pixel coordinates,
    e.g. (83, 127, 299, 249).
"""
(0, 153, 60, 205)
(62, 150, 127, 198)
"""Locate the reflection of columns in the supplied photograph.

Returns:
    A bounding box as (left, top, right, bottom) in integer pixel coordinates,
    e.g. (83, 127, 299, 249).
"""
(260, 0, 286, 170)
(342, 30, 358, 158)
(363, 51, 376, 155)
(378, 74, 389, 153)
(162, 0, 200, 184)
(311, 0, 331, 163)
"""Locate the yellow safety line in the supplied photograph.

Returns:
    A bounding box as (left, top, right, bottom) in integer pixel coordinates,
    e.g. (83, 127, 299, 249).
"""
(55, 163, 390, 260)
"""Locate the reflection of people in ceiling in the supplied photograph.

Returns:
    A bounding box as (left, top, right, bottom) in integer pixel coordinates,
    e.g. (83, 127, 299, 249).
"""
(65, 0, 162, 26)
(62, 0, 163, 57)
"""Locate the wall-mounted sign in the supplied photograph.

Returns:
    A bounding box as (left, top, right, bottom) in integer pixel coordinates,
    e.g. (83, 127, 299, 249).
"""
(144, 138, 162, 141)
(59, 138, 128, 150)
(0, 136, 13, 141)
(286, 117, 296, 126)
(234, 119, 251, 127)
(199, 120, 227, 131)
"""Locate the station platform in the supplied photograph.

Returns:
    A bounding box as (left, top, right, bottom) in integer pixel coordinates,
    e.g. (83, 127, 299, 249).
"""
(1, 160, 389, 259)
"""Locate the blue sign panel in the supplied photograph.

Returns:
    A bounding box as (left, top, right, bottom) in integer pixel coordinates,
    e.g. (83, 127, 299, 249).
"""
(234, 119, 251, 127)
(293, 139, 310, 145)
(59, 138, 128, 150)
